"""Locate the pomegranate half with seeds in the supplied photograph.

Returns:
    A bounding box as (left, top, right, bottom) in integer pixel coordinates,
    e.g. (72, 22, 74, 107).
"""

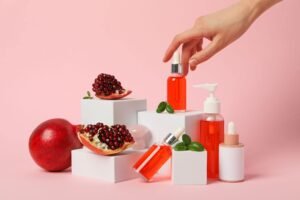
(78, 122, 135, 155)
(92, 73, 131, 100)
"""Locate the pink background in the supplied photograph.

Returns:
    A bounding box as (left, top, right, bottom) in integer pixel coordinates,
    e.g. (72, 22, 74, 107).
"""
(1, 0, 299, 199)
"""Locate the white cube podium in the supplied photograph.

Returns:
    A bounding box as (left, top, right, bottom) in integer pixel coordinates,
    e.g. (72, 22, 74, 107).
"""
(138, 110, 202, 144)
(81, 98, 147, 125)
(172, 150, 207, 185)
(72, 148, 144, 183)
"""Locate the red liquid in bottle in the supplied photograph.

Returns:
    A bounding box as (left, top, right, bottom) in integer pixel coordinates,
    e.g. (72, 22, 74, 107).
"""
(167, 75, 186, 111)
(200, 118, 224, 179)
(133, 144, 172, 181)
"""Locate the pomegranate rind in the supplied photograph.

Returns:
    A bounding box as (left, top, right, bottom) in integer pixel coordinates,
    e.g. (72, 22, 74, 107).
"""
(78, 133, 134, 155)
(96, 90, 132, 100)
(75, 125, 84, 143)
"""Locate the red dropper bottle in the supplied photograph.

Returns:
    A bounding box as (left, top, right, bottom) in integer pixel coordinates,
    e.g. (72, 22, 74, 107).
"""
(167, 51, 186, 112)
(133, 128, 185, 181)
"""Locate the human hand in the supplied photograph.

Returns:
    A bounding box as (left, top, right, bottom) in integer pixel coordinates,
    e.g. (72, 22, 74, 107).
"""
(163, 0, 281, 75)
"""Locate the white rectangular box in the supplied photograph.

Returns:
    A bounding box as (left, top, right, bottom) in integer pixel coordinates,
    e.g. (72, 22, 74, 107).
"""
(172, 150, 207, 185)
(81, 98, 147, 126)
(138, 110, 202, 144)
(72, 148, 144, 183)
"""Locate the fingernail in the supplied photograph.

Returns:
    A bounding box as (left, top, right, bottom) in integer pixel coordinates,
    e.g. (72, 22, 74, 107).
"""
(189, 59, 197, 66)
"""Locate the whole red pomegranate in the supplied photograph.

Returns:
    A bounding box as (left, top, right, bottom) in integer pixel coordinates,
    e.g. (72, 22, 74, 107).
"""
(29, 118, 82, 171)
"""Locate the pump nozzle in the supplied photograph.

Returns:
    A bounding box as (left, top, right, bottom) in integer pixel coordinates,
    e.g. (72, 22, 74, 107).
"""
(193, 83, 218, 95)
(193, 83, 220, 114)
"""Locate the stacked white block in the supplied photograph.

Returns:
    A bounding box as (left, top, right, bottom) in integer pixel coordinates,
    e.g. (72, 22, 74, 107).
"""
(73, 98, 147, 183)
(80, 98, 147, 126)
(72, 148, 144, 183)
(172, 150, 207, 185)
(138, 110, 202, 144)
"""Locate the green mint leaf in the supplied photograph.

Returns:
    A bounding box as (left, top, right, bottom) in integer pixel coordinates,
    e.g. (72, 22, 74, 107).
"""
(188, 142, 205, 152)
(166, 104, 174, 114)
(156, 101, 167, 113)
(182, 134, 191, 145)
(83, 96, 90, 99)
(87, 91, 91, 97)
(174, 142, 188, 151)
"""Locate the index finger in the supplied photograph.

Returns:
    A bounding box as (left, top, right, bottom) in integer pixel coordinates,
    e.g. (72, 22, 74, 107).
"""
(163, 29, 201, 62)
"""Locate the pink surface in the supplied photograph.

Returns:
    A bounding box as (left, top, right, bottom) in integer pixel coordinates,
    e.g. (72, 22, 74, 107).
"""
(1, 0, 300, 199)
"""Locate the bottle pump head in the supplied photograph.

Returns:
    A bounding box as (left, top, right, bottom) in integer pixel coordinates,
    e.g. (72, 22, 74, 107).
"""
(171, 51, 183, 74)
(193, 83, 220, 114)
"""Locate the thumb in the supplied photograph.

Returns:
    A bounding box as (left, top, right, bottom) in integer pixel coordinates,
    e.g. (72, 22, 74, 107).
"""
(189, 37, 221, 70)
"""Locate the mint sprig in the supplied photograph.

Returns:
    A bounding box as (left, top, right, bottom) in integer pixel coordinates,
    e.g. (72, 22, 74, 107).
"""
(173, 134, 205, 152)
(83, 91, 93, 99)
(156, 101, 174, 114)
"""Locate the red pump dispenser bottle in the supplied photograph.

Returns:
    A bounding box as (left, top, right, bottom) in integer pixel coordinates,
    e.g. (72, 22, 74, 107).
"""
(194, 83, 224, 179)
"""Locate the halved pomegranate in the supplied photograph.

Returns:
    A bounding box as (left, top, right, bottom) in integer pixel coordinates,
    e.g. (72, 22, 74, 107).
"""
(92, 73, 131, 100)
(77, 123, 135, 155)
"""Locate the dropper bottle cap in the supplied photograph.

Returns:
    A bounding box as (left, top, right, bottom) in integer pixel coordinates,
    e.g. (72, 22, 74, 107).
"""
(171, 51, 183, 74)
(224, 121, 239, 145)
(163, 128, 185, 145)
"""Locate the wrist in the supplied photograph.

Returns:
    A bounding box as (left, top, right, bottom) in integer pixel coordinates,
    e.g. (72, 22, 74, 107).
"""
(240, 0, 282, 23)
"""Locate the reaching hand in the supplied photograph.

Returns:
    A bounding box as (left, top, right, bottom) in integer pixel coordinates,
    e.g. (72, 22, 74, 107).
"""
(163, 0, 281, 75)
